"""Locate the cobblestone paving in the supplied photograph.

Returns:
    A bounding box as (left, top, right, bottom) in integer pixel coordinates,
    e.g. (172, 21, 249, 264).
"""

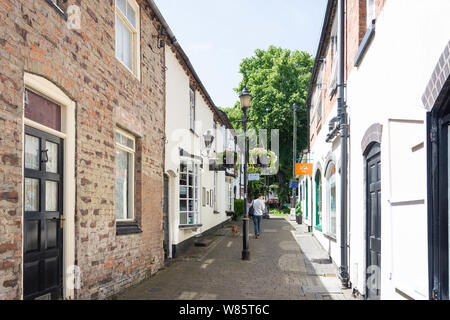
(116, 217, 355, 300)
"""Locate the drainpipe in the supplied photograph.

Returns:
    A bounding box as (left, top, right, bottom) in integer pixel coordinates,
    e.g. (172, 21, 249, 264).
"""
(337, 0, 350, 288)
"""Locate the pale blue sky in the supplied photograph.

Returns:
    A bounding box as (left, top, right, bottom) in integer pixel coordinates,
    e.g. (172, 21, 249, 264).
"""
(154, 0, 328, 109)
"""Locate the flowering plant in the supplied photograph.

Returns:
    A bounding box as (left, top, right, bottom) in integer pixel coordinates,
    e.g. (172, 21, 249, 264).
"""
(249, 148, 278, 169)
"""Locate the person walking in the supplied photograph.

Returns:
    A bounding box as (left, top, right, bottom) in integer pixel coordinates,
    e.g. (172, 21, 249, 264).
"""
(252, 194, 265, 239)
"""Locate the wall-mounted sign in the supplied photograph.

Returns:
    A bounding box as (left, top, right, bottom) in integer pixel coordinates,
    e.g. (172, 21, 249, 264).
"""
(289, 181, 299, 189)
(248, 173, 260, 181)
(295, 163, 313, 176)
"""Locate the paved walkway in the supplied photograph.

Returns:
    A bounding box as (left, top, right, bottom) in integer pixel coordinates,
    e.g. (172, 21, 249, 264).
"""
(115, 216, 354, 300)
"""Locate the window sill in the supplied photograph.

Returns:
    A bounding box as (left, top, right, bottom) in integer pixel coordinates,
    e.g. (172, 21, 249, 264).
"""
(46, 0, 67, 20)
(324, 233, 337, 242)
(116, 222, 143, 236)
(354, 21, 376, 67)
(179, 224, 203, 230)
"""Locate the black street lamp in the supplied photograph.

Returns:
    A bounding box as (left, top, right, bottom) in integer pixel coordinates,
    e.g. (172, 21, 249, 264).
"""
(240, 85, 252, 261)
(292, 104, 299, 213)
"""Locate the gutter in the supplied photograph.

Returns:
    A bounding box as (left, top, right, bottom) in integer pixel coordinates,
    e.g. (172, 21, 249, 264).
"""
(146, 0, 230, 128)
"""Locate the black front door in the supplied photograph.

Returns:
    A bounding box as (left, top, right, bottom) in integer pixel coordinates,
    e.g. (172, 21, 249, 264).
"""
(429, 91, 450, 300)
(24, 126, 64, 300)
(366, 143, 381, 300)
(163, 174, 170, 261)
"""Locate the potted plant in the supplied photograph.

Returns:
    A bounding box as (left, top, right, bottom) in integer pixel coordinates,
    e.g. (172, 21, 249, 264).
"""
(295, 201, 303, 225)
(249, 148, 277, 168)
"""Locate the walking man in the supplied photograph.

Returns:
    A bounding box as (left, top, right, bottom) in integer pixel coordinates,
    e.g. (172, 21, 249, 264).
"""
(252, 194, 265, 239)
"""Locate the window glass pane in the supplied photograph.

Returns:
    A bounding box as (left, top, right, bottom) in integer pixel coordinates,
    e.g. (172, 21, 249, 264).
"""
(180, 174, 187, 186)
(126, 1, 136, 28)
(188, 213, 195, 225)
(123, 23, 132, 70)
(25, 178, 39, 212)
(116, 15, 123, 61)
(25, 135, 40, 170)
(180, 200, 187, 212)
(117, 0, 126, 14)
(116, 148, 129, 220)
(116, 132, 135, 150)
(25, 90, 61, 132)
(180, 186, 187, 199)
(46, 181, 58, 212)
(180, 212, 188, 225)
(46, 142, 58, 174)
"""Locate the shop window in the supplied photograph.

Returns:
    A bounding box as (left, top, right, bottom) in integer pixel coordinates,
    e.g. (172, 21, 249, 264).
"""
(180, 161, 200, 226)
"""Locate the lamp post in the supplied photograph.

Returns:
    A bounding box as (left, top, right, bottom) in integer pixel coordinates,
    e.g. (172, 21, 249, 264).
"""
(240, 85, 252, 261)
(292, 104, 299, 212)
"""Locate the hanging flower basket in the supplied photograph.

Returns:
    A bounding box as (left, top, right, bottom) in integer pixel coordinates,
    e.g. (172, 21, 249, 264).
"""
(216, 150, 241, 170)
(249, 148, 277, 169)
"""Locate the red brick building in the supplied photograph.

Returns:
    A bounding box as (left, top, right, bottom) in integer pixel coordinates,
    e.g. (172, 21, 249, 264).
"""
(0, 0, 169, 299)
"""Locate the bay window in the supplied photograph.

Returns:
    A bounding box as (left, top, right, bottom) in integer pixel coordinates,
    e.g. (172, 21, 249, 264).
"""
(180, 160, 200, 226)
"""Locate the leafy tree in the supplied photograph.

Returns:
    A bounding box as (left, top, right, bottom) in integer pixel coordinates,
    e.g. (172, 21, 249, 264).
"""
(221, 46, 314, 205)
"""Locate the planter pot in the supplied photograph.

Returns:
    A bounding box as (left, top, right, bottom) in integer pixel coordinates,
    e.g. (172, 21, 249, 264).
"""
(296, 215, 302, 225)
(221, 152, 239, 168)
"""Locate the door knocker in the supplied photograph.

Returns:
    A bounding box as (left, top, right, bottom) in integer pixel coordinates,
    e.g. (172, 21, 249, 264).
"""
(41, 149, 49, 163)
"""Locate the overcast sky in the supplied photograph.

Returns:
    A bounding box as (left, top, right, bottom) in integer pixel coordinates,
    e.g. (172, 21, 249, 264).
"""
(154, 0, 328, 109)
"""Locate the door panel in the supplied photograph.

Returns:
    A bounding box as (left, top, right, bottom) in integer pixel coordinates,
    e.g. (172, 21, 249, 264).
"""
(24, 126, 63, 300)
(366, 144, 381, 300)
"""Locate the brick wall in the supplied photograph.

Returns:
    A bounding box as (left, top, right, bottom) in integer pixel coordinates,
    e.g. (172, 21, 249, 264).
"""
(310, 0, 387, 147)
(0, 0, 166, 299)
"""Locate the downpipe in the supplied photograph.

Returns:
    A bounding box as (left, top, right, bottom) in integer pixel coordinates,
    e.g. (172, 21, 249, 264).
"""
(337, 0, 350, 288)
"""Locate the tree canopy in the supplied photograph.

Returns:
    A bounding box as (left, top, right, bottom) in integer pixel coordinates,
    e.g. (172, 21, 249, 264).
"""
(221, 46, 314, 204)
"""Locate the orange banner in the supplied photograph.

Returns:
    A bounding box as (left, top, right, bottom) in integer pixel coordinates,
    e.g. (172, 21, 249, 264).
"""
(295, 163, 313, 176)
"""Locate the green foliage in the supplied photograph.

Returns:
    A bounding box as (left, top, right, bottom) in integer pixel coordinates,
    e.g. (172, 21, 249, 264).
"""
(296, 201, 303, 217)
(270, 208, 290, 216)
(234, 199, 245, 218)
(221, 46, 314, 204)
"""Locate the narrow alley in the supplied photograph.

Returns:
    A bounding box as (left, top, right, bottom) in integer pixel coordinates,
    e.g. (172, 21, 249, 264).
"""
(116, 217, 354, 300)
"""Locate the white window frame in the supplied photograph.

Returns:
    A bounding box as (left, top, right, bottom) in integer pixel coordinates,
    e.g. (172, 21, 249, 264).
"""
(326, 163, 337, 239)
(330, 17, 338, 93)
(115, 0, 141, 79)
(189, 86, 196, 132)
(179, 159, 200, 226)
(366, 0, 375, 28)
(115, 128, 136, 222)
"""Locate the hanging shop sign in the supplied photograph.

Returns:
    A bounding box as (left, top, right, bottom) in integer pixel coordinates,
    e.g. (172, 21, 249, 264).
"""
(295, 163, 313, 176)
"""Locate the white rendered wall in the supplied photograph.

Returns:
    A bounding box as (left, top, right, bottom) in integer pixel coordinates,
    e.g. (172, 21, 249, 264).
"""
(165, 46, 230, 249)
(346, 0, 450, 300)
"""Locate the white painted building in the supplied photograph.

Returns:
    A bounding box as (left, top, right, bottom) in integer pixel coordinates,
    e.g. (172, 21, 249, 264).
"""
(301, 0, 450, 300)
(163, 40, 236, 258)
